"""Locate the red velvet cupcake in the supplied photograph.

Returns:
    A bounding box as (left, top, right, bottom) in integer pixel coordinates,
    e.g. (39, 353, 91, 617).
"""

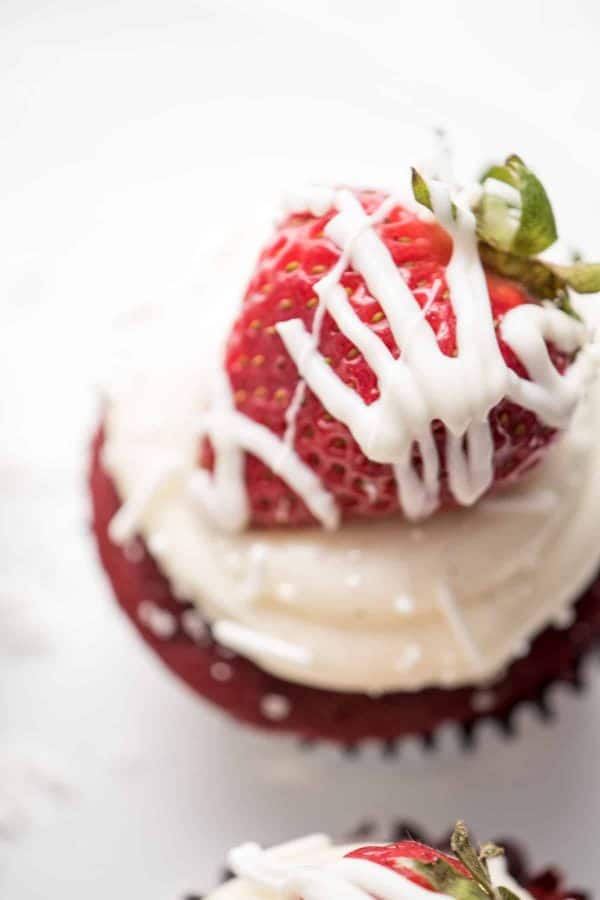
(91, 154, 600, 746)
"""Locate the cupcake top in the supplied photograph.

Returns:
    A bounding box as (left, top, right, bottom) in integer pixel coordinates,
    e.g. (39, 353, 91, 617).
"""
(102, 154, 600, 694)
(206, 824, 532, 900)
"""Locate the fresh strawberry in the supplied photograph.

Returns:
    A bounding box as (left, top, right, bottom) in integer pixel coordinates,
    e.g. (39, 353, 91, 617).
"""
(345, 839, 471, 892)
(343, 825, 585, 900)
(200, 174, 580, 528)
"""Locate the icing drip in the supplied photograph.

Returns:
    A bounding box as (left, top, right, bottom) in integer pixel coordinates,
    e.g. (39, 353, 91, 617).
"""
(228, 838, 450, 900)
(281, 250, 332, 451)
(281, 187, 337, 219)
(191, 373, 339, 531)
(189, 371, 249, 532)
(393, 428, 439, 519)
(436, 583, 484, 673)
(108, 452, 182, 544)
(283, 381, 307, 449)
(445, 423, 493, 507)
(213, 620, 313, 667)
(501, 304, 595, 426)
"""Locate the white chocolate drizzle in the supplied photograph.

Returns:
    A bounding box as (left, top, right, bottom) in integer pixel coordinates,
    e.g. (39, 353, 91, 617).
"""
(108, 452, 183, 544)
(213, 620, 313, 668)
(184, 171, 595, 535)
(436, 583, 484, 673)
(190, 373, 339, 532)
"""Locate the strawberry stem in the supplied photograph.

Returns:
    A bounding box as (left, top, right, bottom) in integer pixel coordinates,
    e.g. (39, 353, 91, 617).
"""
(411, 156, 600, 309)
(449, 822, 520, 900)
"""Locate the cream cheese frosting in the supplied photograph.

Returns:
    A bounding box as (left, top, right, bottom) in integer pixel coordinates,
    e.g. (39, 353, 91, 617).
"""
(204, 835, 532, 900)
(102, 289, 600, 694)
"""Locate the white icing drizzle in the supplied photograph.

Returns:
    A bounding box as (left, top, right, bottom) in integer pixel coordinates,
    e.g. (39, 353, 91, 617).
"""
(239, 542, 269, 604)
(283, 381, 307, 449)
(501, 304, 594, 427)
(436, 583, 484, 673)
(213, 620, 313, 667)
(153, 173, 594, 536)
(445, 423, 494, 507)
(229, 838, 450, 900)
(108, 453, 182, 544)
(281, 255, 332, 451)
(188, 371, 249, 532)
(190, 372, 339, 532)
(281, 187, 337, 219)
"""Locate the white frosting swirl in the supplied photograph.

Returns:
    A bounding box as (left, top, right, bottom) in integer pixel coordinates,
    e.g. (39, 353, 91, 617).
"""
(203, 835, 532, 900)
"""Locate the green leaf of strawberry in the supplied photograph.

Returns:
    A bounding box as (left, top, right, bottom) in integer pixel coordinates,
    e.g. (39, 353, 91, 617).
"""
(546, 260, 600, 293)
(450, 821, 497, 895)
(411, 168, 434, 212)
(478, 154, 557, 256)
(412, 858, 489, 900)
(411, 155, 600, 308)
(450, 822, 521, 900)
(477, 244, 565, 300)
(346, 823, 524, 900)
(498, 887, 522, 900)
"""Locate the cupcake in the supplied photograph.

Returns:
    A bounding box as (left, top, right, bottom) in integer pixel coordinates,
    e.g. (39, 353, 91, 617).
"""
(201, 822, 584, 900)
(91, 152, 600, 745)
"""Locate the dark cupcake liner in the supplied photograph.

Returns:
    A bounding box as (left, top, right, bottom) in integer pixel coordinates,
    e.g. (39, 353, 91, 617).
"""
(188, 821, 587, 900)
(90, 426, 600, 749)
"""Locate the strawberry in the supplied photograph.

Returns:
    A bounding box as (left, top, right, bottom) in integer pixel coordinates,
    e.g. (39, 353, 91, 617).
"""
(343, 824, 584, 900)
(199, 158, 600, 528)
(345, 822, 521, 900)
(345, 839, 471, 892)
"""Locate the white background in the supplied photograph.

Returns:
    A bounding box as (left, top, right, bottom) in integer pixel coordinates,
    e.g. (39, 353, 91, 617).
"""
(2, 1, 600, 898)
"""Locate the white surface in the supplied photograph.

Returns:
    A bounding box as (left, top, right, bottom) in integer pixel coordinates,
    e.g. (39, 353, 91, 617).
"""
(2, 1, 600, 898)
